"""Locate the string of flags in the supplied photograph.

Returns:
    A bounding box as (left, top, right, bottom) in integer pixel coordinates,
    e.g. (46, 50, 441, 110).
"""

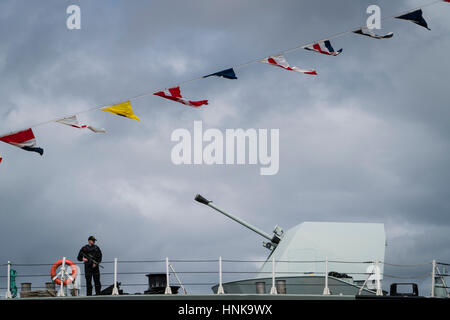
(1, 0, 449, 163)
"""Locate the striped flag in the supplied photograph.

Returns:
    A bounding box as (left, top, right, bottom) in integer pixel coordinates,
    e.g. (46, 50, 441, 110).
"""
(353, 28, 393, 39)
(0, 128, 44, 155)
(56, 115, 106, 133)
(154, 87, 208, 108)
(395, 9, 430, 30)
(260, 54, 317, 75)
(305, 40, 342, 56)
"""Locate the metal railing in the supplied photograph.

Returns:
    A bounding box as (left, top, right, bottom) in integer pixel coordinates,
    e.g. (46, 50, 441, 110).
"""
(1, 257, 449, 298)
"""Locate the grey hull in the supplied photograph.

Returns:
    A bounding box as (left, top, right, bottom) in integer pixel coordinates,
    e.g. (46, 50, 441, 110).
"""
(212, 276, 377, 296)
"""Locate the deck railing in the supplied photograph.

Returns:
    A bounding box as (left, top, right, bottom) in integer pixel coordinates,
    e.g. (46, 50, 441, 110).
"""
(1, 257, 449, 298)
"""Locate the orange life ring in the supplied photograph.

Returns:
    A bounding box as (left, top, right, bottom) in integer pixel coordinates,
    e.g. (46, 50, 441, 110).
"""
(50, 259, 78, 286)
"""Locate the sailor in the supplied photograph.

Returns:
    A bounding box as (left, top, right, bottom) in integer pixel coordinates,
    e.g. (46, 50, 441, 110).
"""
(77, 236, 102, 296)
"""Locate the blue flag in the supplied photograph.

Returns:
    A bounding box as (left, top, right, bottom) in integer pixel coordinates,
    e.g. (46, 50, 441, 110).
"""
(203, 68, 237, 80)
(395, 9, 430, 30)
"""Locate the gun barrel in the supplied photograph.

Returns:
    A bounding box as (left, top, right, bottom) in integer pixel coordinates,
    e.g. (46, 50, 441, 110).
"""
(195, 194, 275, 242)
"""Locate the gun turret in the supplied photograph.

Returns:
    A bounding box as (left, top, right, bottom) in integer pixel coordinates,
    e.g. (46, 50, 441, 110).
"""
(195, 194, 282, 250)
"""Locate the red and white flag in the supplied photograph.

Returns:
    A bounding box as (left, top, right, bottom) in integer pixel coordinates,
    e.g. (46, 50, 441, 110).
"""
(260, 54, 317, 75)
(0, 128, 44, 155)
(56, 115, 106, 133)
(153, 87, 208, 108)
(304, 40, 342, 56)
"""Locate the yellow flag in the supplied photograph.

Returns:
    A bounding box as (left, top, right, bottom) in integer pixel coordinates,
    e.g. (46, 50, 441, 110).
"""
(101, 101, 140, 122)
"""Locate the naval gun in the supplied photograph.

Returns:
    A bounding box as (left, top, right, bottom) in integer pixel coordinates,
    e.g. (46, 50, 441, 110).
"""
(195, 194, 283, 250)
(195, 193, 387, 288)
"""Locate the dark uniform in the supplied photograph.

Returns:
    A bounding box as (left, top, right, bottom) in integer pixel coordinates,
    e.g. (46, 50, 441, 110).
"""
(77, 239, 102, 296)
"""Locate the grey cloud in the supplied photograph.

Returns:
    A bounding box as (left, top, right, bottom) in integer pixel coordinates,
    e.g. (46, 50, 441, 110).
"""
(0, 0, 449, 295)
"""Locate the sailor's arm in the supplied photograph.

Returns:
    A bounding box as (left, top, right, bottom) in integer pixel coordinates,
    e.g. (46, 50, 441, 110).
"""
(77, 247, 88, 262)
(77, 247, 84, 262)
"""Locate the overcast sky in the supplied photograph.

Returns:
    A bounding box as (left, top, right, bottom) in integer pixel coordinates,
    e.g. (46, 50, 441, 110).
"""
(1, 0, 449, 295)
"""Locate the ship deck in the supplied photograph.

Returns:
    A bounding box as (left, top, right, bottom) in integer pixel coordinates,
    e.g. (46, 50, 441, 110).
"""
(3, 294, 447, 301)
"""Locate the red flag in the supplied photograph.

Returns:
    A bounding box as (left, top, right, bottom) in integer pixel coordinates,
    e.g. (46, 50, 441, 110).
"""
(0, 128, 44, 155)
(154, 87, 208, 108)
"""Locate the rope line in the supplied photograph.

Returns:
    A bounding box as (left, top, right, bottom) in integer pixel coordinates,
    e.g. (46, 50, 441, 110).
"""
(0, 271, 382, 278)
(10, 261, 115, 267)
(381, 261, 432, 267)
(4, 259, 448, 266)
(116, 260, 166, 264)
(1, 270, 433, 278)
(382, 273, 431, 280)
(0, 283, 382, 290)
(328, 260, 374, 264)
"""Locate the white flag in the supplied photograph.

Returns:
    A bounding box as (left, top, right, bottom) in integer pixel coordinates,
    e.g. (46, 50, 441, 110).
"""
(56, 115, 106, 133)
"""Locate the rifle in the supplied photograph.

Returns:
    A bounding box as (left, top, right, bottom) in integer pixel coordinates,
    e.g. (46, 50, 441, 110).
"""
(81, 251, 104, 269)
